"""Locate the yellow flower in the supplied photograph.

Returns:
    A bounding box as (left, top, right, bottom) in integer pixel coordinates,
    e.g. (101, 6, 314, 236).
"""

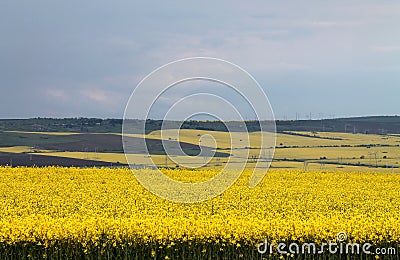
(0, 166, 398, 257)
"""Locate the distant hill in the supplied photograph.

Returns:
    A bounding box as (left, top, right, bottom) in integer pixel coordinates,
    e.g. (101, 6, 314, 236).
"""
(0, 116, 399, 134)
(276, 116, 400, 134)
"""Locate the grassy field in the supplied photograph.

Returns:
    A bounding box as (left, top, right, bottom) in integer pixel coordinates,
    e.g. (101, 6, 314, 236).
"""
(0, 146, 33, 153)
(1, 129, 400, 258)
(2, 130, 399, 172)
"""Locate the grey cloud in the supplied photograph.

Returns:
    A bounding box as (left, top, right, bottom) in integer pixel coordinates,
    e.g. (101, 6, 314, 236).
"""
(0, 1, 399, 119)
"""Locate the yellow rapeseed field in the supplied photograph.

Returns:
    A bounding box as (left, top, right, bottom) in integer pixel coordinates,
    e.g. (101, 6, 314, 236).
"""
(0, 166, 399, 259)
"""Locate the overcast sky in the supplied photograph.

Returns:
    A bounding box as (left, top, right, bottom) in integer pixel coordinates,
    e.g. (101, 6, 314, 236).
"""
(1, 1, 399, 119)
